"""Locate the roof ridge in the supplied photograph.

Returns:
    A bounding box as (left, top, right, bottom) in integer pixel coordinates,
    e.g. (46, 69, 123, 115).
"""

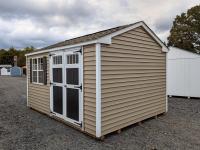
(40, 21, 142, 50)
(64, 22, 138, 41)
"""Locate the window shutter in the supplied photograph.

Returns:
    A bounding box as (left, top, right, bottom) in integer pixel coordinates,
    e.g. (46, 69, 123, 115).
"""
(43, 56, 47, 85)
(30, 58, 32, 83)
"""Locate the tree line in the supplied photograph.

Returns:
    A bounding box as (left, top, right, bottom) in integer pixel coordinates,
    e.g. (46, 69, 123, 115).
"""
(0, 46, 34, 67)
(0, 5, 199, 66)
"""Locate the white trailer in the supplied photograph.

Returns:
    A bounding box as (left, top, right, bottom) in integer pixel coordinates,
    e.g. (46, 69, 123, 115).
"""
(167, 47, 200, 98)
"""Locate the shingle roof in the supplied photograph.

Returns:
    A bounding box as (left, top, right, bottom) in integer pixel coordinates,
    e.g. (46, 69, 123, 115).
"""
(40, 21, 141, 50)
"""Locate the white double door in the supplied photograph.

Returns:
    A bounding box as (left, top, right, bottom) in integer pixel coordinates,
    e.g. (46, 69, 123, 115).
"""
(50, 50, 82, 126)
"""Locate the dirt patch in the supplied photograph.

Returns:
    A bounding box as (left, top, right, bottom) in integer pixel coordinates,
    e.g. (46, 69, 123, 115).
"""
(0, 76, 200, 150)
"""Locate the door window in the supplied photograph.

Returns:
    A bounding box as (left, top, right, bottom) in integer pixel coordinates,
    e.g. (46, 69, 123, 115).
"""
(66, 88, 79, 121)
(53, 55, 62, 64)
(66, 68, 79, 85)
(53, 68, 62, 83)
(53, 86, 63, 114)
(67, 54, 79, 64)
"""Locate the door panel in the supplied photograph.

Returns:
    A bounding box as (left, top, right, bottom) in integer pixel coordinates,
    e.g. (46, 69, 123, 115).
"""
(66, 68, 79, 85)
(50, 50, 82, 125)
(66, 88, 79, 121)
(53, 86, 63, 114)
(53, 68, 62, 83)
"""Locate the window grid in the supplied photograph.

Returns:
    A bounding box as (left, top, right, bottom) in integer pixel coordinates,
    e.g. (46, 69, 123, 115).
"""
(53, 56, 62, 64)
(67, 54, 78, 64)
(32, 57, 44, 84)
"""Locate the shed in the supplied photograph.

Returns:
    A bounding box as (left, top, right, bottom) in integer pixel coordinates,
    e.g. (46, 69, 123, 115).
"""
(26, 21, 168, 139)
(11, 66, 22, 77)
(167, 47, 200, 98)
(21, 66, 26, 75)
(0, 65, 12, 76)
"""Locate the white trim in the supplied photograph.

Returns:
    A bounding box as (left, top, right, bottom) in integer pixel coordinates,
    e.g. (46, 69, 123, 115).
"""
(31, 57, 45, 84)
(166, 53, 168, 112)
(26, 56, 29, 107)
(62, 51, 66, 118)
(26, 41, 99, 56)
(50, 111, 82, 125)
(49, 49, 83, 128)
(80, 46, 84, 130)
(64, 50, 83, 125)
(49, 54, 53, 112)
(25, 21, 168, 57)
(96, 43, 101, 137)
(98, 21, 168, 52)
(31, 82, 44, 85)
(50, 51, 64, 113)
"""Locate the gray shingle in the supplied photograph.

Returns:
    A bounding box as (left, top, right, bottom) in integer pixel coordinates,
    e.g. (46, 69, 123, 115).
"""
(39, 21, 141, 51)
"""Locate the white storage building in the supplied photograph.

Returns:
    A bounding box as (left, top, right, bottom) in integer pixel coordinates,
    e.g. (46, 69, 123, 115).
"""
(167, 47, 200, 98)
(0, 65, 12, 76)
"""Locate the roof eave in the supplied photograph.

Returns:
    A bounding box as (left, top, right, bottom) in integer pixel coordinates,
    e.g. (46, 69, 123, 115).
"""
(26, 21, 168, 56)
(99, 21, 168, 52)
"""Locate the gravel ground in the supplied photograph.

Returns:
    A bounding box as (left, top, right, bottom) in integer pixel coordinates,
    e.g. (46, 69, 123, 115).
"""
(0, 76, 200, 150)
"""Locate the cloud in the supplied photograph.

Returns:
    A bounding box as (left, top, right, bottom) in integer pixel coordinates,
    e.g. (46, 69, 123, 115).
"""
(0, 0, 199, 49)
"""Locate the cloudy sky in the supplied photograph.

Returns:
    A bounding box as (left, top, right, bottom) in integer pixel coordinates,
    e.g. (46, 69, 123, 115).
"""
(0, 0, 199, 49)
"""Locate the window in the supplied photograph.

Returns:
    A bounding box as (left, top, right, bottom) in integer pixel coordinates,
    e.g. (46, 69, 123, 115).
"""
(32, 57, 44, 84)
(53, 55, 62, 64)
(32, 58, 38, 82)
(67, 54, 78, 64)
(53, 68, 62, 83)
(66, 68, 79, 85)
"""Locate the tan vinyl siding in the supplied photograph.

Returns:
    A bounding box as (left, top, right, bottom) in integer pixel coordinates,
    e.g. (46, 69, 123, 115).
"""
(101, 26, 166, 136)
(83, 45, 96, 136)
(27, 53, 50, 115)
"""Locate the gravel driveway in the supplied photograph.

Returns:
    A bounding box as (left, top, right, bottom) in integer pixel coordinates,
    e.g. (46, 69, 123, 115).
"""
(0, 76, 200, 150)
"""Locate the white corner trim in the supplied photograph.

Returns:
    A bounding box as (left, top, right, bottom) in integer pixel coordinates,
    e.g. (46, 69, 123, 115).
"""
(96, 43, 101, 137)
(166, 54, 168, 112)
(49, 55, 53, 112)
(26, 56, 29, 107)
(81, 46, 84, 130)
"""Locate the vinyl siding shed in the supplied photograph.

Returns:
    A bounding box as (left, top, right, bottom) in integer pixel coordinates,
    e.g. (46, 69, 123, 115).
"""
(26, 21, 168, 139)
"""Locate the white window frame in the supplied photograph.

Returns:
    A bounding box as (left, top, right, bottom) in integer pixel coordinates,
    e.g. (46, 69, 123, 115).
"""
(32, 57, 44, 85)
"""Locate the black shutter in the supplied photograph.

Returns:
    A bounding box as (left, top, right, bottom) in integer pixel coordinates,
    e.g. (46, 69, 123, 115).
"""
(43, 56, 47, 85)
(30, 59, 32, 83)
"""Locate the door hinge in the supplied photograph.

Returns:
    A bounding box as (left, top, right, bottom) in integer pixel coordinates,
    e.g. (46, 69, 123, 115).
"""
(74, 121, 82, 127)
(49, 53, 55, 57)
(74, 84, 82, 91)
(50, 111, 56, 115)
(74, 48, 82, 55)
(50, 82, 55, 86)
